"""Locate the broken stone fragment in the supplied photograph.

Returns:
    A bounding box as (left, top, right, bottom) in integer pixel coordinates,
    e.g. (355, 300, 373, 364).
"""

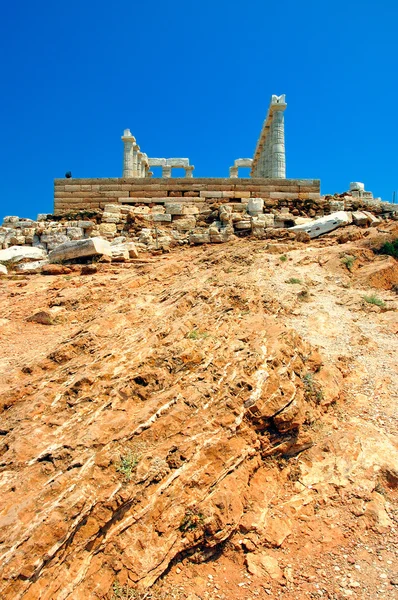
(0, 245, 47, 264)
(0, 264, 7, 275)
(289, 211, 352, 238)
(246, 552, 284, 581)
(27, 311, 54, 325)
(48, 237, 112, 263)
(14, 260, 49, 274)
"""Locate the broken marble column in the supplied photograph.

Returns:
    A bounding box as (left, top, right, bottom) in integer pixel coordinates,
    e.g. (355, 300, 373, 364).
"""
(270, 98, 286, 178)
(251, 94, 287, 178)
(163, 166, 172, 178)
(185, 166, 194, 178)
(121, 129, 136, 178)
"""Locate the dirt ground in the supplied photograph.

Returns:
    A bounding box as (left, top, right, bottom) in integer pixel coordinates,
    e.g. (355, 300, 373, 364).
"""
(0, 223, 397, 599)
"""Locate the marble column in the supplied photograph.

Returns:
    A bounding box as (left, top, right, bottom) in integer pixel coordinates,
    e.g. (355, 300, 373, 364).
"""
(270, 107, 286, 178)
(185, 166, 194, 178)
(162, 166, 172, 178)
(121, 129, 136, 178)
(229, 166, 238, 178)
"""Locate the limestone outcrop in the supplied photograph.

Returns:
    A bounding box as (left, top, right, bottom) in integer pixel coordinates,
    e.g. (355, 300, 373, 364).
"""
(0, 224, 397, 599)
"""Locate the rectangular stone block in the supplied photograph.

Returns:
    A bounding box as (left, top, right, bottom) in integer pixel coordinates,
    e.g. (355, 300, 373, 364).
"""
(200, 191, 223, 198)
(234, 191, 251, 198)
(129, 190, 167, 198)
(270, 192, 300, 200)
(152, 213, 172, 222)
(165, 203, 184, 215)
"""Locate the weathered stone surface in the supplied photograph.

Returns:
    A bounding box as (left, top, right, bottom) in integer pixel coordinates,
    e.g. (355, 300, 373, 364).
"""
(352, 211, 369, 226)
(0, 264, 7, 275)
(48, 237, 112, 263)
(246, 552, 284, 581)
(99, 223, 117, 235)
(152, 213, 172, 222)
(14, 260, 49, 274)
(165, 203, 184, 215)
(289, 211, 352, 238)
(173, 217, 196, 232)
(248, 198, 264, 215)
(189, 232, 210, 244)
(0, 245, 47, 264)
(26, 311, 54, 325)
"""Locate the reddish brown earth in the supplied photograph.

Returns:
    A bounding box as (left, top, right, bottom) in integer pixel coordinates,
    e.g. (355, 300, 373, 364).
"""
(0, 224, 397, 600)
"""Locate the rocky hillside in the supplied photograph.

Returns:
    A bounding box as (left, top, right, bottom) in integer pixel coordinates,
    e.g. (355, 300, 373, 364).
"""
(0, 223, 397, 599)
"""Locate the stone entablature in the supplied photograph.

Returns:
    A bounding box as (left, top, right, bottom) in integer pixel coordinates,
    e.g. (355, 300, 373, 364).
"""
(122, 130, 194, 179)
(54, 177, 320, 215)
(229, 158, 253, 178)
(251, 94, 287, 179)
(148, 158, 194, 178)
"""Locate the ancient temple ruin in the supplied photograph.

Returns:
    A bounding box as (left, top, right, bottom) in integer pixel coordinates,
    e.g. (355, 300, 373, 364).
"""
(54, 94, 322, 214)
(121, 94, 287, 180)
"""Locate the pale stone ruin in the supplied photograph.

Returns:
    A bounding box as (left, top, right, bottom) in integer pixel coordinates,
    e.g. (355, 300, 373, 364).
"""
(122, 94, 287, 179)
(122, 129, 194, 179)
(251, 94, 287, 178)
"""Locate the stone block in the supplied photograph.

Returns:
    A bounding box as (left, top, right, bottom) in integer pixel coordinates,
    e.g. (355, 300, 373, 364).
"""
(0, 264, 7, 275)
(234, 191, 251, 198)
(99, 223, 117, 235)
(103, 204, 122, 213)
(234, 220, 252, 231)
(48, 237, 112, 263)
(200, 191, 223, 198)
(15, 259, 49, 274)
(183, 205, 200, 215)
(78, 221, 96, 229)
(151, 206, 166, 214)
(189, 232, 210, 245)
(152, 213, 172, 222)
(289, 211, 352, 238)
(0, 245, 47, 264)
(173, 217, 196, 232)
(352, 211, 369, 226)
(102, 213, 121, 224)
(165, 203, 184, 215)
(248, 198, 264, 215)
(67, 227, 85, 240)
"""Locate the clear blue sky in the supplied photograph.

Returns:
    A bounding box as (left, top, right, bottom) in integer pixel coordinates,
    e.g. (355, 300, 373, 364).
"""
(1, 0, 397, 221)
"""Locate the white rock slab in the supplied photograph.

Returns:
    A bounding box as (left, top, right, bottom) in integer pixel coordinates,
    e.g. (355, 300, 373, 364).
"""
(15, 260, 49, 273)
(289, 212, 352, 239)
(48, 237, 112, 263)
(0, 245, 47, 264)
(248, 198, 264, 215)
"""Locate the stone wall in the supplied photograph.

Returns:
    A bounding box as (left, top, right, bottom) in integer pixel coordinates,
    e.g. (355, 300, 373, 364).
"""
(54, 178, 321, 215)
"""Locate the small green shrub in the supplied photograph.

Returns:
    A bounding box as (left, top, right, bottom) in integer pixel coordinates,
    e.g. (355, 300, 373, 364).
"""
(187, 329, 208, 340)
(377, 239, 398, 259)
(111, 581, 139, 599)
(279, 255, 288, 262)
(363, 294, 386, 307)
(341, 255, 356, 271)
(285, 277, 302, 284)
(179, 508, 205, 532)
(116, 450, 141, 482)
(303, 373, 324, 404)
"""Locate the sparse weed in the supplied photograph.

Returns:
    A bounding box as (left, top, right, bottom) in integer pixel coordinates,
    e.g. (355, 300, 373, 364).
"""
(111, 581, 140, 599)
(186, 329, 209, 340)
(179, 508, 205, 532)
(279, 255, 288, 262)
(362, 294, 385, 307)
(303, 373, 324, 404)
(377, 239, 398, 259)
(341, 255, 356, 271)
(116, 450, 141, 482)
(285, 277, 301, 284)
